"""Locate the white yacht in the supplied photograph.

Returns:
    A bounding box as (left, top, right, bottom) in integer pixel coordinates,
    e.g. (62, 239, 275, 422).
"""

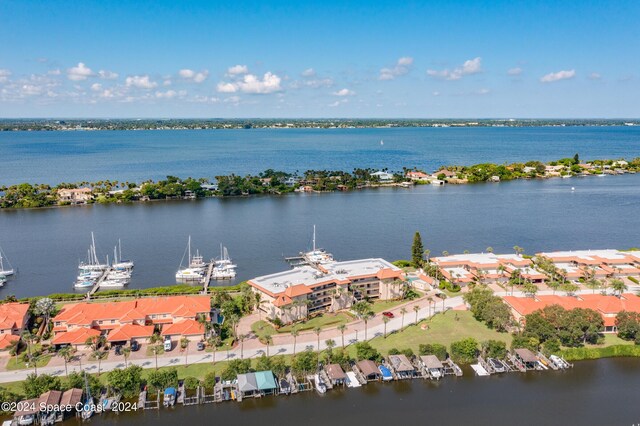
(78, 233, 108, 271)
(112, 239, 134, 270)
(176, 236, 205, 282)
(211, 244, 237, 279)
(0, 275, 6, 287)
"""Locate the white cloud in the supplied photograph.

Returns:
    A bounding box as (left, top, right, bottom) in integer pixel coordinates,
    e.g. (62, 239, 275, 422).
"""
(98, 70, 119, 80)
(0, 69, 11, 83)
(21, 84, 43, 96)
(47, 69, 61, 76)
(125, 75, 158, 89)
(540, 69, 576, 83)
(90, 83, 103, 91)
(379, 57, 414, 80)
(217, 72, 282, 94)
(178, 69, 209, 83)
(227, 65, 249, 76)
(589, 72, 601, 80)
(67, 62, 93, 81)
(427, 57, 482, 80)
(301, 68, 316, 77)
(328, 98, 348, 107)
(333, 88, 355, 96)
(155, 90, 177, 99)
(507, 67, 522, 76)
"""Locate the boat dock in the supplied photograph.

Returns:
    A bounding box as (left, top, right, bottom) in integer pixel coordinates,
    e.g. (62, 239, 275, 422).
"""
(201, 262, 214, 294)
(87, 267, 112, 298)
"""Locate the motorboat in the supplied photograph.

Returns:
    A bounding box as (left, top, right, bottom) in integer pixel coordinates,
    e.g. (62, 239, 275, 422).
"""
(488, 358, 506, 373)
(163, 387, 176, 407)
(314, 374, 327, 394)
(176, 236, 205, 282)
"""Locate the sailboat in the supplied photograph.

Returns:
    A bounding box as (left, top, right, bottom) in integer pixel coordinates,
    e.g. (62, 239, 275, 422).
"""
(176, 236, 205, 282)
(0, 246, 14, 277)
(301, 225, 334, 265)
(211, 244, 237, 279)
(81, 372, 94, 420)
(380, 139, 384, 146)
(112, 239, 134, 270)
(78, 232, 108, 271)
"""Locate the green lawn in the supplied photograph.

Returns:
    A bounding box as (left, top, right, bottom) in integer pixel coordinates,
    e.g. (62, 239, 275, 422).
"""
(252, 312, 354, 336)
(364, 310, 512, 355)
(5, 354, 53, 371)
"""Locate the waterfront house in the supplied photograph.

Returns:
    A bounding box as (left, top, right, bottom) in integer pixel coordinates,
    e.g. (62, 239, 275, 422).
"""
(59, 389, 83, 420)
(57, 187, 93, 204)
(248, 258, 404, 323)
(51, 295, 210, 347)
(503, 293, 640, 332)
(406, 171, 430, 182)
(355, 360, 382, 381)
(0, 302, 30, 351)
(371, 171, 394, 183)
(536, 249, 640, 280)
(432, 169, 457, 180)
(325, 363, 347, 386)
(388, 354, 416, 379)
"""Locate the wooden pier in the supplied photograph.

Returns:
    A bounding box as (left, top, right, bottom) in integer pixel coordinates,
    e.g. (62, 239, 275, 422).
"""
(444, 359, 463, 376)
(87, 267, 112, 298)
(201, 262, 214, 294)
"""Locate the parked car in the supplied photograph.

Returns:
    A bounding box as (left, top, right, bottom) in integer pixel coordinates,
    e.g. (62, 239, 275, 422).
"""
(164, 337, 172, 352)
(114, 345, 122, 356)
(196, 341, 205, 351)
(382, 311, 395, 318)
(130, 340, 140, 351)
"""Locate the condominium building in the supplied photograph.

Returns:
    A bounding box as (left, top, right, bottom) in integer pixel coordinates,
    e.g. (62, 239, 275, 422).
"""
(248, 258, 404, 323)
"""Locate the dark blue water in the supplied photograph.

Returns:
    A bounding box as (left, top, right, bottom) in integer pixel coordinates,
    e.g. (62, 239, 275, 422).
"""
(1, 127, 639, 185)
(0, 174, 638, 298)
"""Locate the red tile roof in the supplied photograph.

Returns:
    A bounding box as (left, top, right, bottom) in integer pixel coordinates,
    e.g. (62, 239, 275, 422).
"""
(107, 324, 155, 342)
(377, 268, 403, 280)
(161, 319, 204, 336)
(52, 328, 101, 345)
(0, 334, 20, 350)
(284, 284, 312, 298)
(0, 303, 29, 331)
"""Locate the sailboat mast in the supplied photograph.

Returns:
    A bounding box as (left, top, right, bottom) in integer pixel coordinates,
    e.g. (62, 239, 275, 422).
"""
(313, 225, 316, 252)
(118, 239, 122, 262)
(188, 236, 192, 263)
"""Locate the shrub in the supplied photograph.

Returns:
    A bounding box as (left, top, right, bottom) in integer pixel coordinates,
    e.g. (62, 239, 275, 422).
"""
(147, 368, 178, 391)
(418, 343, 447, 360)
(450, 338, 479, 364)
(355, 342, 381, 361)
(542, 338, 561, 356)
(203, 372, 217, 390)
(183, 377, 200, 390)
(482, 340, 507, 359)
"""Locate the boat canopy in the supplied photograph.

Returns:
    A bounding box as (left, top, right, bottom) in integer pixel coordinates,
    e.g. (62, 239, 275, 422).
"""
(254, 371, 277, 391)
(164, 387, 176, 396)
(237, 373, 259, 393)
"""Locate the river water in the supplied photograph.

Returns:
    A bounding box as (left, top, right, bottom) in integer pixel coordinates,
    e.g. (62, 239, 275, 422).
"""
(0, 174, 639, 298)
(61, 358, 640, 426)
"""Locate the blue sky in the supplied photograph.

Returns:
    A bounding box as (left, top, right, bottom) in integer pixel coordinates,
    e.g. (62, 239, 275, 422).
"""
(0, 0, 638, 118)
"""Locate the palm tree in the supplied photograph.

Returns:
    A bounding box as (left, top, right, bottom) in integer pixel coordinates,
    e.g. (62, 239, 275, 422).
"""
(427, 297, 434, 316)
(149, 333, 163, 370)
(22, 330, 38, 375)
(337, 324, 346, 348)
(57, 346, 75, 377)
(291, 328, 299, 355)
(122, 346, 131, 368)
(8, 339, 20, 370)
(362, 312, 373, 340)
(611, 279, 627, 297)
(413, 305, 420, 324)
(382, 316, 390, 338)
(180, 337, 190, 366)
(92, 349, 107, 376)
(486, 246, 494, 253)
(254, 292, 263, 321)
(513, 245, 524, 256)
(239, 334, 246, 359)
(313, 327, 322, 352)
(264, 334, 273, 357)
(440, 294, 447, 312)
(207, 335, 221, 365)
(400, 307, 407, 329)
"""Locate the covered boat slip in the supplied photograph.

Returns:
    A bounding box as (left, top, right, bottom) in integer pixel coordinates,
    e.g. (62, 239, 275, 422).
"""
(237, 370, 278, 398)
(355, 360, 381, 382)
(388, 354, 416, 379)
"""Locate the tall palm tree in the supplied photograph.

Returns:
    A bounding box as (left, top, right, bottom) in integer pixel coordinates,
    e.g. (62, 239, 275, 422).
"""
(413, 305, 420, 324)
(400, 307, 407, 329)
(8, 339, 20, 370)
(57, 346, 75, 377)
(337, 324, 346, 348)
(314, 327, 322, 354)
(264, 334, 273, 357)
(440, 294, 447, 312)
(382, 316, 390, 338)
(149, 333, 162, 370)
(362, 312, 373, 340)
(207, 335, 221, 365)
(291, 328, 299, 355)
(122, 347, 131, 368)
(239, 334, 246, 359)
(180, 337, 190, 366)
(22, 330, 38, 376)
(92, 349, 107, 376)
(427, 297, 434, 316)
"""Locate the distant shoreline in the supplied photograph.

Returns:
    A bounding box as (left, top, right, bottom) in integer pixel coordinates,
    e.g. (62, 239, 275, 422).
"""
(1, 156, 638, 210)
(1, 118, 639, 132)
